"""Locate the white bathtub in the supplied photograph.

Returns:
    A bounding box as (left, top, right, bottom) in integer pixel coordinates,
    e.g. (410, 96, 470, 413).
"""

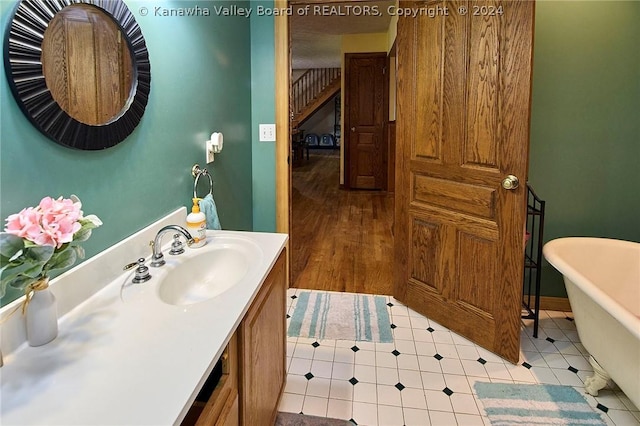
(543, 237, 640, 409)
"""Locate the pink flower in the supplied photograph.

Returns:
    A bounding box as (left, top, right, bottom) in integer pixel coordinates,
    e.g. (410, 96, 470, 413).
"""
(4, 196, 83, 248)
(37, 197, 82, 248)
(5, 207, 42, 241)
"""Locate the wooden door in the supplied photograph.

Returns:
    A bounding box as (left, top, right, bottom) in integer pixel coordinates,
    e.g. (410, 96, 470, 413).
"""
(345, 53, 386, 190)
(394, 0, 534, 363)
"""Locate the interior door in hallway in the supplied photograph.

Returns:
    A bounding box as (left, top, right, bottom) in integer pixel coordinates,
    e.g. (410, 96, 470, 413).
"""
(345, 53, 386, 190)
(394, 0, 534, 363)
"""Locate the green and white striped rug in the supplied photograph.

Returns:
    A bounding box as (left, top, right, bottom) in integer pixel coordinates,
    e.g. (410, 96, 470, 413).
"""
(475, 382, 606, 425)
(288, 291, 393, 343)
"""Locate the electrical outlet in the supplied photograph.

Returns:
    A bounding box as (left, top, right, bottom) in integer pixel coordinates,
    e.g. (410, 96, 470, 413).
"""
(259, 124, 276, 142)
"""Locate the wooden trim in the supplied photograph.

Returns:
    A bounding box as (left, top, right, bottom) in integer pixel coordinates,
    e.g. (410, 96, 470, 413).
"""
(343, 53, 352, 190)
(534, 296, 572, 313)
(382, 53, 390, 191)
(387, 120, 396, 193)
(275, 0, 289, 237)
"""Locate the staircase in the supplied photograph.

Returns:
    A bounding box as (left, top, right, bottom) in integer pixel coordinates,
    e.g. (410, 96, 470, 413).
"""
(291, 68, 341, 129)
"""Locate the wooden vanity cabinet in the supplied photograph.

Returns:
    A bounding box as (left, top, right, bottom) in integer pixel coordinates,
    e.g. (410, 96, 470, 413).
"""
(182, 332, 239, 426)
(197, 333, 239, 426)
(239, 251, 287, 426)
(183, 250, 287, 426)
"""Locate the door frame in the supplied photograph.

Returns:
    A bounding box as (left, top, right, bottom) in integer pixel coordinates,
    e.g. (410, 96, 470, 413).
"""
(275, 0, 289, 237)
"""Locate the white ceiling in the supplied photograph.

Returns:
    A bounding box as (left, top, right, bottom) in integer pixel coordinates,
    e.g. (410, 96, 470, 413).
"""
(290, 1, 394, 69)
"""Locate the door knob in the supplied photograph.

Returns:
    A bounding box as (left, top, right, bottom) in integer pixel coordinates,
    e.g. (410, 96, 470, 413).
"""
(502, 175, 520, 190)
(351, 127, 356, 132)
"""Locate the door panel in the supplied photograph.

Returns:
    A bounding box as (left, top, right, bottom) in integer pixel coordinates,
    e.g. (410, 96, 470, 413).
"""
(395, 0, 534, 363)
(413, 175, 497, 219)
(345, 53, 386, 190)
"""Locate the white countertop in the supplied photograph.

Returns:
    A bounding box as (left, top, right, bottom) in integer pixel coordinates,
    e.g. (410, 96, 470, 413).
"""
(0, 228, 287, 426)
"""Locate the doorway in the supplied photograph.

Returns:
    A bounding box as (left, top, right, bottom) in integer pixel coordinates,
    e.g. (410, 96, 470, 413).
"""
(286, 2, 396, 295)
(278, 1, 535, 363)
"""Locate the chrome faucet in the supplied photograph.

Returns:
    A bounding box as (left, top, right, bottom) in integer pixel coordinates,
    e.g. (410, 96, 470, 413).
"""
(150, 225, 195, 267)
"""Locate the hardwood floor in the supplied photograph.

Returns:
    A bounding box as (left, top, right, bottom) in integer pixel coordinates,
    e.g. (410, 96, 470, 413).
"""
(291, 149, 394, 295)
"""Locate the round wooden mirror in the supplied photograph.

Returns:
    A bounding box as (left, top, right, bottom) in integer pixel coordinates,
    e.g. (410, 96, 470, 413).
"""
(3, 0, 151, 150)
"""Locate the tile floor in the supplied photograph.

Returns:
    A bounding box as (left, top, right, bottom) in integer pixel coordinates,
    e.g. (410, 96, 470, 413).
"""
(279, 288, 640, 426)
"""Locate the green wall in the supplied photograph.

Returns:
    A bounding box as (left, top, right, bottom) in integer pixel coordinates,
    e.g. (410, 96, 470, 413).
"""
(5, 0, 637, 305)
(250, 0, 277, 232)
(0, 0, 254, 306)
(529, 1, 640, 297)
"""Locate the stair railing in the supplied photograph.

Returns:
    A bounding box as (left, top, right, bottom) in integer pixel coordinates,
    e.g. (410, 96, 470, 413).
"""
(291, 68, 340, 117)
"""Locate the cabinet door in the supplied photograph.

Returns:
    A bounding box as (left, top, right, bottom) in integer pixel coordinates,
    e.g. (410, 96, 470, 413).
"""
(221, 395, 239, 426)
(194, 333, 238, 426)
(239, 251, 287, 426)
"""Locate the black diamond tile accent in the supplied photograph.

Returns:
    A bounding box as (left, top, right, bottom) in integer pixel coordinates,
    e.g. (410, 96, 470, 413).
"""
(390, 324, 397, 329)
(477, 357, 487, 365)
(434, 353, 443, 361)
(349, 419, 358, 426)
(304, 372, 314, 380)
(387, 302, 394, 307)
(596, 403, 608, 413)
(395, 382, 405, 391)
(392, 349, 401, 357)
(568, 366, 579, 374)
(286, 314, 290, 319)
(522, 362, 532, 369)
(443, 387, 454, 396)
(546, 337, 556, 343)
(349, 377, 359, 386)
(351, 345, 360, 352)
(291, 295, 298, 300)
(427, 327, 435, 333)
(565, 316, 574, 322)
(312, 341, 320, 348)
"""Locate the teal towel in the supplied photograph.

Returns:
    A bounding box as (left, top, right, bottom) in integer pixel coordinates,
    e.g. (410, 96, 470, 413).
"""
(199, 194, 221, 230)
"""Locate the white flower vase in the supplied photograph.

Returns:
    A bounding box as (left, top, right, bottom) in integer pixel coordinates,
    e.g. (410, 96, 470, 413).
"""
(26, 278, 58, 347)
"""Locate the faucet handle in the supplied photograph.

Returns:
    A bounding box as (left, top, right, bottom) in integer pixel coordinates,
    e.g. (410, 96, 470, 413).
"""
(149, 240, 165, 267)
(169, 234, 186, 255)
(123, 258, 152, 283)
(123, 258, 141, 271)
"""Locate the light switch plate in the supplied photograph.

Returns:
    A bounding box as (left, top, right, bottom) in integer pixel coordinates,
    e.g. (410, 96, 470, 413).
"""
(259, 124, 276, 142)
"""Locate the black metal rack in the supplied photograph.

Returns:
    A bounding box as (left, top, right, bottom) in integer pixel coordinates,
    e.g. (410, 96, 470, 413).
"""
(522, 183, 545, 338)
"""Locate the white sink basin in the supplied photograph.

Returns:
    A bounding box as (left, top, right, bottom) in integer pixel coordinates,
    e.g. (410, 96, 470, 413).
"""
(157, 237, 263, 306)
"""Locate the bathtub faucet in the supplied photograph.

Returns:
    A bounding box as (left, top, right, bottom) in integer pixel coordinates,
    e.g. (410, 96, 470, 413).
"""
(150, 225, 195, 267)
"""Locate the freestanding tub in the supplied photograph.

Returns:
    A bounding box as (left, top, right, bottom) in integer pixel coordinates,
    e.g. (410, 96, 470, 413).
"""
(543, 237, 640, 409)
